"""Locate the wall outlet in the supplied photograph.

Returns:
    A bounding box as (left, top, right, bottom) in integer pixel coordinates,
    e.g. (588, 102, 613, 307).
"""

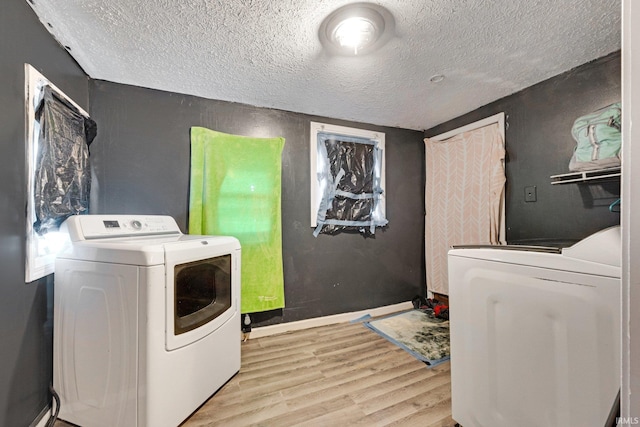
(524, 186, 537, 202)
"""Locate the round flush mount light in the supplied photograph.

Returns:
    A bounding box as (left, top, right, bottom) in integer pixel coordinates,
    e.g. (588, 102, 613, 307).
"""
(319, 3, 394, 56)
(429, 74, 445, 83)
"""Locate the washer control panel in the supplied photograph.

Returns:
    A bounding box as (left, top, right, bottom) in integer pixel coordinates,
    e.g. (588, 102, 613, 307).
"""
(62, 215, 182, 241)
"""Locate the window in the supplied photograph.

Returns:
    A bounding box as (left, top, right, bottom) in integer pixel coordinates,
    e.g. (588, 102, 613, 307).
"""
(24, 64, 95, 282)
(310, 121, 387, 236)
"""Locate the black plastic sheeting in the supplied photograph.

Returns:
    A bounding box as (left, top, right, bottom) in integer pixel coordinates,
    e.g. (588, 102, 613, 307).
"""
(320, 138, 375, 236)
(33, 86, 97, 235)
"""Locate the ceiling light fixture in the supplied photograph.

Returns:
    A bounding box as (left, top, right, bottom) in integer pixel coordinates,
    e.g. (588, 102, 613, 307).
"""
(319, 3, 394, 56)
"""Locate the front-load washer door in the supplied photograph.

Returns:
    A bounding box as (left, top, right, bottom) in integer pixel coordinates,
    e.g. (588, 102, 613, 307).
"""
(164, 237, 240, 351)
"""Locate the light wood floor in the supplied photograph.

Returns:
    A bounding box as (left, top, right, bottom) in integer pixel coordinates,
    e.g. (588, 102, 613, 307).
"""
(56, 319, 454, 427)
(183, 320, 453, 426)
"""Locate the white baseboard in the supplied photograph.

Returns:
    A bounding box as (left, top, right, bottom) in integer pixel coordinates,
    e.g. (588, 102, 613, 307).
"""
(247, 301, 413, 339)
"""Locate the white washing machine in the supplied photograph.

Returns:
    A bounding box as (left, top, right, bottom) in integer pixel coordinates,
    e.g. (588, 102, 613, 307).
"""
(53, 215, 241, 427)
(448, 226, 620, 427)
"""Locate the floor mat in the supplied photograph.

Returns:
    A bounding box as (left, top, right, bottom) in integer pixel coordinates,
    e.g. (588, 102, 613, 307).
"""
(364, 309, 450, 367)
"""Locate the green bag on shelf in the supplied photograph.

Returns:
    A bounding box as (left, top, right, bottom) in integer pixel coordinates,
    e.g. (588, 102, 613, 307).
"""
(569, 102, 621, 171)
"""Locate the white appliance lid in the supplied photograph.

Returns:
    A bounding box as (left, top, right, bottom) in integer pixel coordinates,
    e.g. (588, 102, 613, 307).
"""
(449, 225, 621, 278)
(57, 215, 240, 266)
(561, 225, 621, 267)
(58, 234, 240, 266)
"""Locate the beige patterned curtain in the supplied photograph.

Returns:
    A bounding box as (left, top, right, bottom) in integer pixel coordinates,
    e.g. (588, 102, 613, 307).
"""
(424, 123, 505, 295)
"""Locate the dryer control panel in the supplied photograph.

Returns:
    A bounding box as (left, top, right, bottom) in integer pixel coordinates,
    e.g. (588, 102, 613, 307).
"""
(62, 215, 182, 241)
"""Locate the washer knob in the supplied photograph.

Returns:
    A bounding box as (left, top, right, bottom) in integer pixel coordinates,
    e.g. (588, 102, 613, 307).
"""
(131, 220, 142, 230)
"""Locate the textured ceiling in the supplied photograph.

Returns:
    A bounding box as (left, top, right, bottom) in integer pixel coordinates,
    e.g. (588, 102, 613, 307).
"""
(27, 0, 620, 131)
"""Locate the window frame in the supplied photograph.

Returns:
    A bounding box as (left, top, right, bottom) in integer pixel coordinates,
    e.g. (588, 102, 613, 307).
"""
(309, 121, 386, 229)
(24, 64, 91, 283)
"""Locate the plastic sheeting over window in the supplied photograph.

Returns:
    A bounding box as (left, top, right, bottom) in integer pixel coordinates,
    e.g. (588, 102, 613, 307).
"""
(24, 64, 96, 283)
(33, 86, 97, 234)
(313, 129, 387, 237)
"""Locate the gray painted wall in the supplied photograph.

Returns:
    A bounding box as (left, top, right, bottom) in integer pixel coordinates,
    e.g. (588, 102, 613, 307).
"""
(0, 0, 89, 425)
(88, 81, 427, 326)
(426, 52, 621, 245)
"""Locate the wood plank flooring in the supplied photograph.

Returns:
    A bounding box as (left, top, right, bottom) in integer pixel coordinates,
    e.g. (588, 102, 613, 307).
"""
(183, 320, 454, 427)
(55, 319, 454, 427)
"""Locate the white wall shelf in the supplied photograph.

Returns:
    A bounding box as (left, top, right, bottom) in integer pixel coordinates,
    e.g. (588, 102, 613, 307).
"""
(550, 167, 621, 185)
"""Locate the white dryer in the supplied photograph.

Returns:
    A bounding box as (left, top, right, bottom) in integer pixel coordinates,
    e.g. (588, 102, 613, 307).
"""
(53, 215, 241, 427)
(448, 226, 620, 427)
